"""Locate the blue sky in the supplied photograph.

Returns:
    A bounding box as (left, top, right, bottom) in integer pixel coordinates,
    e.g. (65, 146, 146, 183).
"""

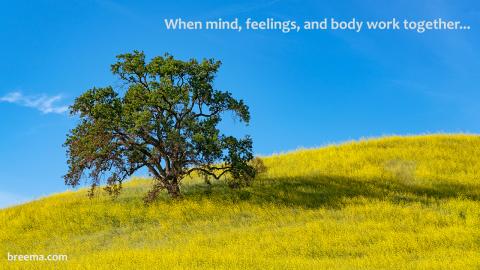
(0, 0, 479, 208)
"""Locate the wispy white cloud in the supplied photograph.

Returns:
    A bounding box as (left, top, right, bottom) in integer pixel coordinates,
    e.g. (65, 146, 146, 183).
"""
(0, 91, 69, 114)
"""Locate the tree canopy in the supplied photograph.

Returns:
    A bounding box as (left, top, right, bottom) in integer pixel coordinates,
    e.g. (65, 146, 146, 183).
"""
(64, 51, 256, 201)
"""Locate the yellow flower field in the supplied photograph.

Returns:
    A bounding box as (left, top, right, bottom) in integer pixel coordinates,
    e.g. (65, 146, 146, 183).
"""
(1, 134, 479, 269)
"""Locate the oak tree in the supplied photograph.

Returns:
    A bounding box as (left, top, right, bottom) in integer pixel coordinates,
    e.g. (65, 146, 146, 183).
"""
(64, 51, 255, 201)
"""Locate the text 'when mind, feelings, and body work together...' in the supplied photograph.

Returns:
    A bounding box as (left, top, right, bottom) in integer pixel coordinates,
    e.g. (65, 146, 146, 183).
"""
(164, 18, 471, 34)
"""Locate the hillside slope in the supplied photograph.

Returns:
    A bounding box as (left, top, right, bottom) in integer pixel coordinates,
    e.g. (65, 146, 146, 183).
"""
(1, 134, 480, 269)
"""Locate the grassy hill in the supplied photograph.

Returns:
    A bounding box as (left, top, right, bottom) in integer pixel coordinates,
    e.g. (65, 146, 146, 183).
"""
(1, 134, 480, 269)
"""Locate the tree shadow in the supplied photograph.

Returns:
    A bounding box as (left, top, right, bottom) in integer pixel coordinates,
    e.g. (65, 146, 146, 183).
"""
(180, 174, 480, 209)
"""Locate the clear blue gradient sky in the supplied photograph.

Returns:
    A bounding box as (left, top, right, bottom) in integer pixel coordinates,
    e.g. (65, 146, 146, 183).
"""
(0, 0, 479, 207)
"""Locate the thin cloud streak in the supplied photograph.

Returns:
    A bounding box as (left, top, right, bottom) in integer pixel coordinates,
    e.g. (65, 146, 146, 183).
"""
(0, 92, 69, 114)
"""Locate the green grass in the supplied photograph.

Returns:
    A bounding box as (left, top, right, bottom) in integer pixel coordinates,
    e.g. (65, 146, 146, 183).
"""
(1, 134, 480, 269)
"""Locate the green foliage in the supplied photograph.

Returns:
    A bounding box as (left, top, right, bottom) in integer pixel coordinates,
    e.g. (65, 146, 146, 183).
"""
(64, 51, 255, 200)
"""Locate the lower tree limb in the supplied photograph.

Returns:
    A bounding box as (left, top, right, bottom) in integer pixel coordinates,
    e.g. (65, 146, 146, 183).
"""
(144, 180, 164, 203)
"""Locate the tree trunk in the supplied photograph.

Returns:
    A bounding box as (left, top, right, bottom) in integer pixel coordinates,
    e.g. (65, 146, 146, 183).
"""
(166, 181, 181, 198)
